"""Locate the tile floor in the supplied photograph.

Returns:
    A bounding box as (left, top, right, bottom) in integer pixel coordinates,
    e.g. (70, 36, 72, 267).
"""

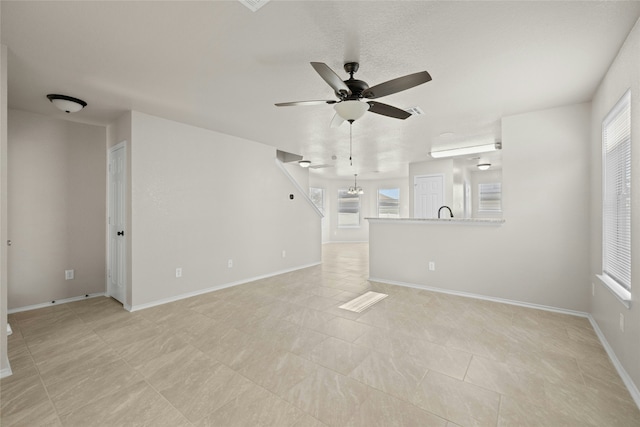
(2, 243, 639, 426)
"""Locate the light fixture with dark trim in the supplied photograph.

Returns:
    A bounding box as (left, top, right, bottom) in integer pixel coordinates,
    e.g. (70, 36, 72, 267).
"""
(46, 94, 87, 113)
(298, 160, 311, 168)
(477, 163, 491, 171)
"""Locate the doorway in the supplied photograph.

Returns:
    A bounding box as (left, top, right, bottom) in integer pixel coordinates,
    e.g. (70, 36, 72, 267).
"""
(107, 142, 126, 304)
(414, 174, 444, 218)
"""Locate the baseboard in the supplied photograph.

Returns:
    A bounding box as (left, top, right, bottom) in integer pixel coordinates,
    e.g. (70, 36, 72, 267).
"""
(7, 292, 106, 314)
(369, 276, 640, 410)
(588, 315, 640, 409)
(128, 261, 321, 312)
(1, 354, 12, 379)
(368, 277, 589, 318)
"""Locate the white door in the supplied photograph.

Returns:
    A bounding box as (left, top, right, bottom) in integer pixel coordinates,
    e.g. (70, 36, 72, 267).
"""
(414, 174, 444, 218)
(108, 142, 126, 304)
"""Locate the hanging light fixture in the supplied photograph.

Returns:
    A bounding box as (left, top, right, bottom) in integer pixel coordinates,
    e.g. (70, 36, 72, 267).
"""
(348, 174, 364, 195)
(46, 94, 87, 113)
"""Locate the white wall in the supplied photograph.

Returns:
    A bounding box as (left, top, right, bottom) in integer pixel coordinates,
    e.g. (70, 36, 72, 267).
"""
(309, 175, 409, 243)
(370, 103, 591, 312)
(7, 110, 107, 309)
(590, 17, 640, 396)
(128, 112, 321, 308)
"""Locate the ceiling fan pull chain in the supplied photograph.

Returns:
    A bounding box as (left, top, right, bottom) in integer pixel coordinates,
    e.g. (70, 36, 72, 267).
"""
(349, 122, 353, 166)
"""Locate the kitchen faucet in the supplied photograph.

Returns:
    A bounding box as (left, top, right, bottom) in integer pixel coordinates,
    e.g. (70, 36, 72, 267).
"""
(438, 206, 453, 219)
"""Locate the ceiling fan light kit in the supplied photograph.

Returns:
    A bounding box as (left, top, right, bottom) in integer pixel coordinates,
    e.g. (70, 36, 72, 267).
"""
(46, 94, 87, 113)
(334, 100, 370, 121)
(430, 142, 502, 159)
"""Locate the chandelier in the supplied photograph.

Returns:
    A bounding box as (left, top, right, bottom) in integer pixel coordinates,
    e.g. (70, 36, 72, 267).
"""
(348, 174, 364, 195)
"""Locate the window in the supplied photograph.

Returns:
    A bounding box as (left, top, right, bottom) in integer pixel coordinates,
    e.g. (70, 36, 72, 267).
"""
(478, 183, 502, 212)
(309, 187, 324, 213)
(600, 89, 631, 303)
(378, 188, 400, 218)
(338, 189, 360, 227)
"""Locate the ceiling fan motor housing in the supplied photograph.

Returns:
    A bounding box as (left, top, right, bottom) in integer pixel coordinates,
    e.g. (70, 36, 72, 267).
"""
(336, 62, 369, 100)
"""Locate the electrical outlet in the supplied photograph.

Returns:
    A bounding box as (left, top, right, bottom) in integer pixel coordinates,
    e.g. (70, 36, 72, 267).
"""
(428, 262, 435, 271)
(175, 268, 182, 278)
(228, 259, 233, 268)
(65, 270, 74, 280)
(619, 313, 624, 332)
(282, 250, 286, 258)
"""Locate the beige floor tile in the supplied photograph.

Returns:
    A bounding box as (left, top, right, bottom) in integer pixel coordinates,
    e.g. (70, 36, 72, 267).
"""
(1, 372, 52, 422)
(159, 361, 256, 422)
(284, 307, 335, 330)
(59, 380, 191, 427)
(349, 349, 428, 402)
(116, 331, 188, 369)
(0, 399, 61, 427)
(285, 367, 370, 427)
(318, 316, 376, 342)
(346, 387, 447, 427)
(239, 349, 318, 397)
(498, 395, 592, 427)
(206, 327, 282, 369)
(464, 355, 547, 406)
(306, 336, 371, 375)
(196, 382, 305, 426)
(445, 326, 511, 362)
(545, 378, 640, 426)
(412, 370, 500, 427)
(46, 359, 143, 415)
(290, 413, 329, 427)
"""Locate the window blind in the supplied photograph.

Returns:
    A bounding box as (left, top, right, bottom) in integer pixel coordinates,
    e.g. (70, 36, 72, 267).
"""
(478, 183, 502, 212)
(338, 189, 360, 227)
(602, 89, 631, 291)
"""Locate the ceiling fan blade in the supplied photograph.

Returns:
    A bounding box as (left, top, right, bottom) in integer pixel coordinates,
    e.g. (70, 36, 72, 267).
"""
(310, 62, 351, 96)
(275, 100, 337, 107)
(330, 113, 345, 128)
(362, 71, 432, 99)
(367, 101, 412, 119)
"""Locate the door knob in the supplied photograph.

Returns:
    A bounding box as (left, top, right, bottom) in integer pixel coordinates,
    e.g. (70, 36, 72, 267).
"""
(117, 231, 124, 236)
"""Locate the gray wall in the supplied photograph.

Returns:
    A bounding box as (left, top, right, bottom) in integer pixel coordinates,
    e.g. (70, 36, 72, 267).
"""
(370, 102, 591, 312)
(7, 110, 107, 309)
(590, 16, 640, 394)
(128, 112, 321, 308)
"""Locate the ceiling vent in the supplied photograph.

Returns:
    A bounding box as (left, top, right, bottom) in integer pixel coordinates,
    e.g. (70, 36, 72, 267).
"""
(405, 106, 424, 116)
(238, 0, 270, 12)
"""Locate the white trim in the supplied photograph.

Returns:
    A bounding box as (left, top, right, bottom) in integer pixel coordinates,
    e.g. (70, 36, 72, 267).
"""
(589, 315, 640, 409)
(128, 262, 321, 312)
(368, 277, 590, 318)
(0, 363, 12, 379)
(274, 159, 324, 218)
(7, 293, 106, 314)
(596, 274, 632, 309)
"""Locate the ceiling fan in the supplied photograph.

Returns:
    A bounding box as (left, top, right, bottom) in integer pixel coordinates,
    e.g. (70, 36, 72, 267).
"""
(275, 62, 432, 127)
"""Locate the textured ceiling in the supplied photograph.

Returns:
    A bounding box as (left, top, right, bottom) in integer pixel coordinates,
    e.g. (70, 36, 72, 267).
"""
(2, 1, 640, 179)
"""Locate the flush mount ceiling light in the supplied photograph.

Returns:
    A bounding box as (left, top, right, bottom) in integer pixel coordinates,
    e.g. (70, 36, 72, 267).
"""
(46, 94, 87, 113)
(430, 142, 501, 159)
(477, 163, 491, 171)
(298, 160, 311, 168)
(348, 174, 364, 195)
(334, 100, 370, 122)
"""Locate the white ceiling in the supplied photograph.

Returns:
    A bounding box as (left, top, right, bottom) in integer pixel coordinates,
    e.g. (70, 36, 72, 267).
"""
(2, 1, 639, 179)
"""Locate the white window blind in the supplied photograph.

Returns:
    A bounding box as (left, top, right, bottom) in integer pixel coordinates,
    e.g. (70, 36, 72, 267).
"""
(478, 183, 502, 212)
(338, 189, 360, 227)
(602, 89, 631, 292)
